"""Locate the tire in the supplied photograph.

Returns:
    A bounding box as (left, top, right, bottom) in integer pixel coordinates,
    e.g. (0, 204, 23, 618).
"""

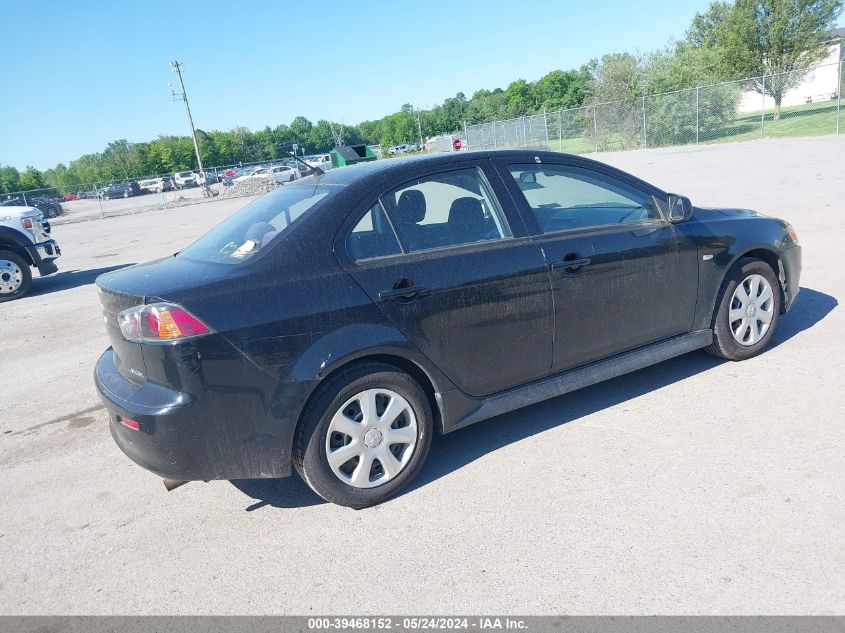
(294, 362, 433, 509)
(705, 257, 781, 361)
(0, 250, 32, 303)
(123, 190, 129, 198)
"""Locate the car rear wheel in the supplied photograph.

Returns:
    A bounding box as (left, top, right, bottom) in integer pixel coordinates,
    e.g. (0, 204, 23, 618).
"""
(294, 362, 433, 508)
(0, 250, 32, 302)
(706, 258, 781, 361)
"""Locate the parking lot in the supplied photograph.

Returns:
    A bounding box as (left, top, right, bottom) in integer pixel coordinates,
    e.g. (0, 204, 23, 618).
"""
(1, 136, 843, 614)
(54, 183, 224, 224)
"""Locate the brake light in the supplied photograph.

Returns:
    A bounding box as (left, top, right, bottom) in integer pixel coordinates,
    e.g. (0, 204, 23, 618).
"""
(118, 302, 211, 343)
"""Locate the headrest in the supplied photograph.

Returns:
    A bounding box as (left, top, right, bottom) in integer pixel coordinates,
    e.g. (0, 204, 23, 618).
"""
(244, 221, 275, 242)
(448, 197, 485, 237)
(394, 190, 426, 224)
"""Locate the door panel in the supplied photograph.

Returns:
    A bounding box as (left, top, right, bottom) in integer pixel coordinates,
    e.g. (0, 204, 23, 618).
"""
(346, 240, 553, 396)
(337, 163, 553, 398)
(498, 160, 699, 373)
(539, 225, 698, 373)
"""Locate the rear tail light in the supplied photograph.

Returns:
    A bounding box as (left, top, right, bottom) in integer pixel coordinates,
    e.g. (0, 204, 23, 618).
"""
(117, 302, 211, 343)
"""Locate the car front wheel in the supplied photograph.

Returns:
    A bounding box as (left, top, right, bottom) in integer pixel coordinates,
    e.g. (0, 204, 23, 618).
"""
(294, 362, 433, 508)
(706, 257, 782, 361)
(0, 250, 32, 302)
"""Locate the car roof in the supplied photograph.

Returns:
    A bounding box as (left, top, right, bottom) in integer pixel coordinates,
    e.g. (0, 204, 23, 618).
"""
(292, 149, 664, 196)
(294, 150, 568, 186)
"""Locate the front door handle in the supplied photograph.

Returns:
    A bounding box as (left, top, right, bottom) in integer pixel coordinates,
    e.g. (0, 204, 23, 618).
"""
(378, 285, 431, 301)
(550, 257, 592, 271)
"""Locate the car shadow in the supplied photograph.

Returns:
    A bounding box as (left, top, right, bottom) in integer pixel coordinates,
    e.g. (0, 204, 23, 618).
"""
(769, 287, 837, 347)
(27, 264, 135, 297)
(231, 286, 836, 511)
(231, 476, 325, 510)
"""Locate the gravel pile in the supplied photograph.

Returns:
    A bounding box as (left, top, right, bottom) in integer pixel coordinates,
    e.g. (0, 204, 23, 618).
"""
(218, 178, 281, 199)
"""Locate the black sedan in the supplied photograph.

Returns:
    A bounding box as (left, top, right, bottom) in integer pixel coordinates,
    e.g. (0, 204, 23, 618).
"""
(98, 181, 141, 200)
(94, 150, 801, 508)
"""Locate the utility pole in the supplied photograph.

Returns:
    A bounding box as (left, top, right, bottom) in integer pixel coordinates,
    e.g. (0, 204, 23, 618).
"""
(415, 108, 424, 148)
(169, 60, 210, 196)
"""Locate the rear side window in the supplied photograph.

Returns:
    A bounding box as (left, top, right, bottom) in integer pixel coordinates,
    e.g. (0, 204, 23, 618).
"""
(346, 203, 402, 261)
(508, 164, 659, 233)
(380, 168, 509, 252)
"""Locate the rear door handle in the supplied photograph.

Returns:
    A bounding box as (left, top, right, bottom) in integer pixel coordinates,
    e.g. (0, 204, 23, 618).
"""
(378, 285, 431, 301)
(551, 257, 591, 271)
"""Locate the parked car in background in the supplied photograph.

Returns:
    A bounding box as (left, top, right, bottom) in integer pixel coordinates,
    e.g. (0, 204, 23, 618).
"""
(76, 190, 98, 200)
(98, 182, 141, 200)
(233, 165, 298, 184)
(138, 177, 175, 194)
(61, 194, 78, 202)
(197, 171, 219, 186)
(173, 171, 198, 189)
(305, 154, 332, 171)
(94, 150, 801, 508)
(1, 196, 65, 219)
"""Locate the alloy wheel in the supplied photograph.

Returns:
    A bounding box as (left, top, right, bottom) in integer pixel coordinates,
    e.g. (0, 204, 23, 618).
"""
(729, 273, 775, 346)
(325, 388, 418, 488)
(0, 259, 24, 295)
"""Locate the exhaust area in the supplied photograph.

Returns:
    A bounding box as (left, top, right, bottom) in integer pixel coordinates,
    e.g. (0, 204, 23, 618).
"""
(163, 479, 189, 492)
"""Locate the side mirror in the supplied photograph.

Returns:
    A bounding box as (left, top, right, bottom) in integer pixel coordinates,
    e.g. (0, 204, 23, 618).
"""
(667, 193, 693, 223)
(519, 171, 536, 184)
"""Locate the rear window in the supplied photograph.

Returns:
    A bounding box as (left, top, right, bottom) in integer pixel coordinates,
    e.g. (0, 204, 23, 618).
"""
(179, 185, 339, 265)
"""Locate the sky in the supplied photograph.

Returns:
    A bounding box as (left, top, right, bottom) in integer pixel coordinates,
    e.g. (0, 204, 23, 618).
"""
(1, 0, 722, 169)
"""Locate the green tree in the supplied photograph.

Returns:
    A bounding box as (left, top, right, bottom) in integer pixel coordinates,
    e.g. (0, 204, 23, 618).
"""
(18, 166, 45, 191)
(0, 166, 21, 194)
(695, 0, 844, 117)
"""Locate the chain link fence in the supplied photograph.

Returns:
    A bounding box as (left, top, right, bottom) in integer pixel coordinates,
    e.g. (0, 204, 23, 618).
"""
(458, 60, 844, 154)
(0, 159, 309, 223)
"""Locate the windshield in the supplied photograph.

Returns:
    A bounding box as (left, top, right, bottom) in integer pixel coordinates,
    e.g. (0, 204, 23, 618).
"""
(179, 185, 339, 265)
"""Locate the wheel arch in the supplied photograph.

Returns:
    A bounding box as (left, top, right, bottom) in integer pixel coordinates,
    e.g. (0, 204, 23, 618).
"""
(293, 351, 446, 451)
(0, 231, 34, 266)
(712, 246, 786, 325)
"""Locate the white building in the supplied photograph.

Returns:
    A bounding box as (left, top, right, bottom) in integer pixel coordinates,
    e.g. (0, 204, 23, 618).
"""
(738, 27, 844, 112)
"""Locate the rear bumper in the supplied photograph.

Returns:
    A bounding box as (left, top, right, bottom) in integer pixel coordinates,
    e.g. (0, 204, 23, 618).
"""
(95, 347, 300, 481)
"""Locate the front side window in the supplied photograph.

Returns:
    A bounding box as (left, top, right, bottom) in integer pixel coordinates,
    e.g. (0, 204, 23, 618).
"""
(346, 203, 402, 261)
(180, 184, 338, 264)
(508, 164, 659, 234)
(381, 168, 509, 252)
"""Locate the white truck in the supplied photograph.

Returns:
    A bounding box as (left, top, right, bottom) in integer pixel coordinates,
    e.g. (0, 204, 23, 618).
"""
(305, 154, 333, 171)
(173, 171, 198, 189)
(0, 206, 62, 302)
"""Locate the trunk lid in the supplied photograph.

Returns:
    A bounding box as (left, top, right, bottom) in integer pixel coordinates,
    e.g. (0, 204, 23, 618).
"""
(96, 256, 239, 385)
